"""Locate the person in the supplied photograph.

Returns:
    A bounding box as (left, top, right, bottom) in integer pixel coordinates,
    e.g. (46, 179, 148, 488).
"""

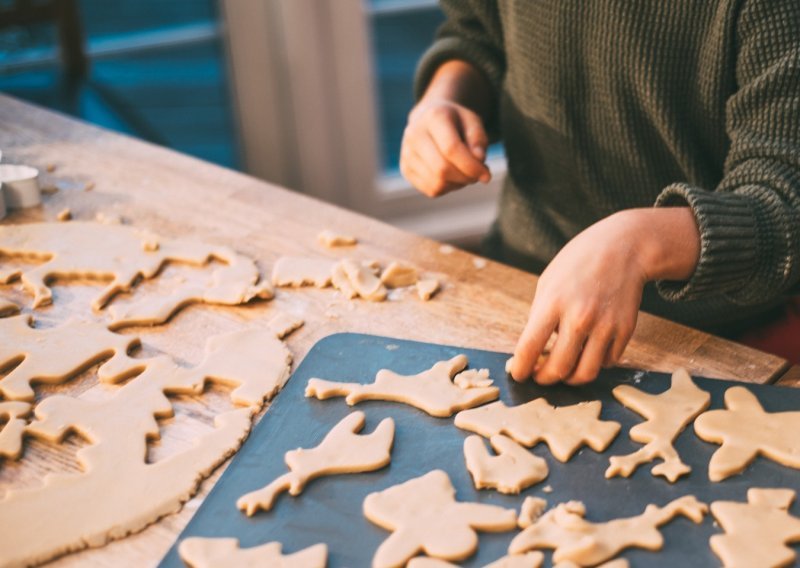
(401, 1, 800, 385)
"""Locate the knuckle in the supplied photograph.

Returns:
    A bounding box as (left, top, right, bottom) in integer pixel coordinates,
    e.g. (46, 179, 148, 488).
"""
(549, 360, 573, 380)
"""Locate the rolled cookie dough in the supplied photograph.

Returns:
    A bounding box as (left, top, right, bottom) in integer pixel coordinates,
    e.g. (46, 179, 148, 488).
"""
(0, 401, 31, 459)
(364, 470, 517, 568)
(179, 538, 327, 568)
(695, 386, 800, 481)
(0, 222, 273, 314)
(464, 434, 548, 494)
(455, 399, 620, 462)
(509, 496, 708, 565)
(0, 314, 141, 401)
(606, 368, 710, 482)
(271, 256, 336, 288)
(306, 355, 499, 418)
(0, 297, 19, 317)
(237, 411, 394, 515)
(0, 322, 299, 567)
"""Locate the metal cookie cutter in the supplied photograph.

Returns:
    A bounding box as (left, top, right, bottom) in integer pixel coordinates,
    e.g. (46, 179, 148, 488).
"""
(0, 163, 41, 210)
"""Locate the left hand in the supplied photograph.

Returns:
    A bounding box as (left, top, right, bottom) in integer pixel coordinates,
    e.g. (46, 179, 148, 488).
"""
(508, 207, 700, 385)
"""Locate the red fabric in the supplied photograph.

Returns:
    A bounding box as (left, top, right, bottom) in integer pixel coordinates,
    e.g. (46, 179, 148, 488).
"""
(736, 298, 800, 365)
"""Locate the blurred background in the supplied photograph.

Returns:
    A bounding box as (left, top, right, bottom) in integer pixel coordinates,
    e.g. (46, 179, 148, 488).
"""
(0, 0, 503, 246)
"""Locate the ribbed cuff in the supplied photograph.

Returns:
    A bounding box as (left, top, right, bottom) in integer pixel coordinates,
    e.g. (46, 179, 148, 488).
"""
(654, 183, 761, 303)
(413, 36, 504, 135)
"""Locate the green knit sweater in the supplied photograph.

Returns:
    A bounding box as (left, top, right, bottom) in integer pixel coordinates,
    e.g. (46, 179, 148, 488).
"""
(415, 0, 800, 333)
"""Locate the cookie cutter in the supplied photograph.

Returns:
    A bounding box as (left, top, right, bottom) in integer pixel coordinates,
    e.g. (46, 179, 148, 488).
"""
(0, 164, 41, 209)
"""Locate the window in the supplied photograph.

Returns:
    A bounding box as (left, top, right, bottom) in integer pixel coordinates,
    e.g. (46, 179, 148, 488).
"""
(0, 0, 239, 168)
(223, 0, 504, 245)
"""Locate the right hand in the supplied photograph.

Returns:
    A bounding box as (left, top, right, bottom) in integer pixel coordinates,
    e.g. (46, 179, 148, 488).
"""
(400, 99, 491, 197)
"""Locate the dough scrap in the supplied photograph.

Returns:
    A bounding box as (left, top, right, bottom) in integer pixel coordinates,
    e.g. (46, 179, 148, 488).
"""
(694, 386, 800, 481)
(56, 207, 72, 221)
(380, 261, 419, 288)
(364, 469, 518, 568)
(606, 368, 710, 482)
(454, 368, 493, 389)
(0, 222, 273, 319)
(237, 411, 394, 515)
(454, 399, 621, 462)
(416, 279, 440, 301)
(464, 434, 548, 494)
(317, 229, 357, 248)
(0, 324, 298, 567)
(339, 259, 387, 301)
(179, 538, 327, 568)
(306, 355, 499, 418)
(518, 497, 548, 529)
(271, 256, 336, 288)
(0, 314, 141, 401)
(0, 401, 31, 459)
(710, 488, 800, 568)
(509, 496, 708, 565)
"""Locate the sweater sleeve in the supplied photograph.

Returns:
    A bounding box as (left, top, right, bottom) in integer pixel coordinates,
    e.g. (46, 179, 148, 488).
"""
(654, 0, 800, 305)
(413, 0, 505, 134)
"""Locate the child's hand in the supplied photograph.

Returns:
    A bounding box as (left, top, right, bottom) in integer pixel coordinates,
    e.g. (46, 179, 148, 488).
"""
(509, 207, 701, 385)
(400, 98, 491, 197)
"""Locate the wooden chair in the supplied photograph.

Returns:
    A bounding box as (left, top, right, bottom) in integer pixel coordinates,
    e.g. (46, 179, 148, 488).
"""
(0, 0, 87, 79)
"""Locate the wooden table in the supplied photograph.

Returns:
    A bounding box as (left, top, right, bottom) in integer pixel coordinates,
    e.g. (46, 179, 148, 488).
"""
(0, 94, 794, 567)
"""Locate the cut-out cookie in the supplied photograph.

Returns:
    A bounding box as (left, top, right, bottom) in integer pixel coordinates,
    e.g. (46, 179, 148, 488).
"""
(416, 279, 440, 301)
(364, 469, 517, 568)
(518, 497, 548, 529)
(454, 399, 620, 462)
(237, 411, 394, 515)
(555, 561, 629, 568)
(408, 554, 545, 568)
(509, 496, 707, 565)
(306, 356, 499, 418)
(407, 558, 460, 568)
(710, 488, 800, 568)
(694, 386, 800, 481)
(464, 434, 548, 494)
(606, 368, 710, 482)
(0, 323, 298, 567)
(380, 262, 419, 288)
(0, 314, 141, 401)
(0, 401, 31, 459)
(179, 537, 327, 568)
(318, 229, 357, 248)
(454, 368, 493, 389)
(0, 222, 273, 316)
(486, 552, 545, 568)
(271, 256, 336, 288)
